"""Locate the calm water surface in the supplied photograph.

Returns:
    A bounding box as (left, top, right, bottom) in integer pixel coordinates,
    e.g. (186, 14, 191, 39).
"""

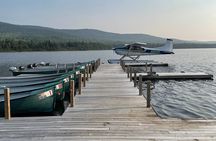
(0, 49, 216, 119)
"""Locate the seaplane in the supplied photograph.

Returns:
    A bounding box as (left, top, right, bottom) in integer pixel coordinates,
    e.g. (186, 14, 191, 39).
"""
(113, 39, 174, 61)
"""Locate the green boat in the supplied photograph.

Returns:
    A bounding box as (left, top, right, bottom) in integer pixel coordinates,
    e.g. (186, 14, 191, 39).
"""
(10, 63, 87, 76)
(0, 73, 63, 83)
(0, 74, 72, 116)
(0, 74, 66, 102)
(0, 83, 57, 116)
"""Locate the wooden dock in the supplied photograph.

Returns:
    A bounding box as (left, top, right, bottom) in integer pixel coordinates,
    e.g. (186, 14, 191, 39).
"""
(134, 72, 213, 80)
(1, 64, 216, 140)
(108, 59, 156, 64)
(124, 62, 169, 67)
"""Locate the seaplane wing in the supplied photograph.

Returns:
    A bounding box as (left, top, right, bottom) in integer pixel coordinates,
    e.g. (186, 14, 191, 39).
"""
(113, 39, 174, 60)
(132, 42, 147, 46)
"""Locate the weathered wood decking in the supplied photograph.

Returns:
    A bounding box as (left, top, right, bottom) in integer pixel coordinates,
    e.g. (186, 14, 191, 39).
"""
(1, 64, 216, 140)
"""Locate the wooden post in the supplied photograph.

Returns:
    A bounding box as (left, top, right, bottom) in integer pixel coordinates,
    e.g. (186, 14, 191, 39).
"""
(86, 64, 89, 81)
(145, 62, 148, 72)
(89, 65, 92, 78)
(150, 64, 153, 75)
(98, 59, 101, 66)
(91, 63, 93, 74)
(120, 60, 123, 69)
(95, 61, 97, 69)
(127, 67, 129, 78)
(73, 64, 76, 71)
(65, 64, 67, 73)
(94, 61, 97, 72)
(83, 68, 86, 87)
(123, 62, 125, 72)
(94, 61, 96, 72)
(95, 60, 98, 71)
(56, 64, 59, 73)
(129, 67, 132, 82)
(134, 72, 137, 87)
(139, 75, 142, 96)
(69, 80, 75, 107)
(96, 60, 99, 70)
(78, 74, 82, 95)
(146, 80, 151, 108)
(92, 62, 95, 72)
(4, 88, 11, 120)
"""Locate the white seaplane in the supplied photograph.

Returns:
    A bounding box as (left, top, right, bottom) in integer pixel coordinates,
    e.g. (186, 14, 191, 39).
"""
(113, 39, 174, 60)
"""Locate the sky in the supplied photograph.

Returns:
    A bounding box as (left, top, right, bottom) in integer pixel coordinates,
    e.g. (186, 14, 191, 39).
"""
(0, 0, 216, 41)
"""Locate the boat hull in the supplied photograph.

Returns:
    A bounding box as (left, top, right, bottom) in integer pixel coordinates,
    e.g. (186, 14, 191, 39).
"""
(0, 89, 55, 116)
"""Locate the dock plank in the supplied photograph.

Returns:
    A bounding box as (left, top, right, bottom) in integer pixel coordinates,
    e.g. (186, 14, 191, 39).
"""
(0, 64, 216, 140)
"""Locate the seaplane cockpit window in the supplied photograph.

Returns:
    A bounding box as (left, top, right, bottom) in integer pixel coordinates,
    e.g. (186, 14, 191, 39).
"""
(131, 46, 144, 51)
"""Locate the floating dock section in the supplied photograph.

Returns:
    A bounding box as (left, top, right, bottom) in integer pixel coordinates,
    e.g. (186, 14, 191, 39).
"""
(108, 59, 157, 64)
(108, 59, 168, 67)
(124, 62, 169, 67)
(133, 72, 213, 80)
(0, 64, 216, 140)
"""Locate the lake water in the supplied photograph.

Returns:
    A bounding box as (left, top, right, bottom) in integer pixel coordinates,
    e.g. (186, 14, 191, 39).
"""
(0, 49, 216, 119)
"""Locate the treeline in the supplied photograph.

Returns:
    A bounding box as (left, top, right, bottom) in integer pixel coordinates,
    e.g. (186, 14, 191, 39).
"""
(0, 38, 113, 52)
(0, 38, 216, 52)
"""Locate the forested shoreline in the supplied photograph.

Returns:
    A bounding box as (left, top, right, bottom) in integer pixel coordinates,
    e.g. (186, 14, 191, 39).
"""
(0, 38, 215, 52)
(0, 39, 114, 52)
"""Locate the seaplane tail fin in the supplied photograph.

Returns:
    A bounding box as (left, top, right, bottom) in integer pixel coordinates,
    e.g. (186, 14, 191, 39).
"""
(157, 39, 173, 52)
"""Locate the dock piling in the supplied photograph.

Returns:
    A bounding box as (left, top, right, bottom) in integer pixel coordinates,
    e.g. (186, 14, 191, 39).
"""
(4, 88, 11, 120)
(120, 61, 123, 70)
(69, 80, 75, 107)
(78, 74, 82, 95)
(72, 64, 75, 71)
(89, 64, 92, 78)
(92, 61, 95, 72)
(123, 62, 126, 72)
(56, 64, 59, 73)
(150, 64, 153, 75)
(96, 60, 98, 70)
(145, 62, 148, 72)
(146, 80, 151, 108)
(129, 67, 132, 82)
(127, 67, 129, 78)
(65, 64, 67, 73)
(139, 75, 142, 96)
(83, 68, 86, 87)
(98, 59, 101, 66)
(134, 72, 137, 87)
(95, 59, 100, 70)
(86, 64, 89, 81)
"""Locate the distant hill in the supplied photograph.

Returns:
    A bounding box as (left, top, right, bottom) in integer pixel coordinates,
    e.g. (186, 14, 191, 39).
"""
(0, 21, 215, 52)
(0, 21, 188, 44)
